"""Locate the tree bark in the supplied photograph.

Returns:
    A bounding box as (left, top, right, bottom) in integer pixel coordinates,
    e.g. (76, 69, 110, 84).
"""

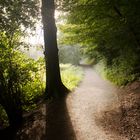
(41, 0, 69, 98)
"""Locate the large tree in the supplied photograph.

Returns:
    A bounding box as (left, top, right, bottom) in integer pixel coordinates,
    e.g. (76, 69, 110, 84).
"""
(41, 0, 69, 98)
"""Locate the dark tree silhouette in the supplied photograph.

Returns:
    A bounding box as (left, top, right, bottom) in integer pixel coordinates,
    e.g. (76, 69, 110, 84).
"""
(41, 0, 69, 98)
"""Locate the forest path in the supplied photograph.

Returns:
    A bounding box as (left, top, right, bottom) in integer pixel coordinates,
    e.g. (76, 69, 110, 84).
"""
(19, 66, 127, 140)
(66, 66, 126, 140)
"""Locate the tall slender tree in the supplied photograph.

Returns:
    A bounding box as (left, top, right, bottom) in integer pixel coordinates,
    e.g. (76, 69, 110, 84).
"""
(41, 0, 69, 98)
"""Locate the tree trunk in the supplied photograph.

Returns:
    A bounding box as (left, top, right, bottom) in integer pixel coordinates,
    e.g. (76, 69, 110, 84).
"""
(41, 0, 69, 98)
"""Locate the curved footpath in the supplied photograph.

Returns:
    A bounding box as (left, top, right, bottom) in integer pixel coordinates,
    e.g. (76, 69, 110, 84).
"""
(19, 67, 127, 140)
(66, 67, 126, 140)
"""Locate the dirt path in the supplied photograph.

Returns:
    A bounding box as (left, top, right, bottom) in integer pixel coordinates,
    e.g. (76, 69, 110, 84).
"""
(66, 67, 126, 140)
(19, 67, 128, 140)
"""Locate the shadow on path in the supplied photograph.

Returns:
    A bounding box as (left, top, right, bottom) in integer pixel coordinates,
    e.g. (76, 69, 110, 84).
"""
(44, 97, 76, 140)
(16, 96, 76, 140)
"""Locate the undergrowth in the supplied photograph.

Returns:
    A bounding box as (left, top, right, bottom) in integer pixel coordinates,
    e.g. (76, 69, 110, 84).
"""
(0, 61, 83, 128)
(60, 63, 83, 90)
(94, 60, 137, 86)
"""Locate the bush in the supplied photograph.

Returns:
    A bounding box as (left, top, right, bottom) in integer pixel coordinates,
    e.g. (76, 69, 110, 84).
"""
(104, 57, 136, 86)
(94, 54, 138, 86)
(0, 47, 45, 128)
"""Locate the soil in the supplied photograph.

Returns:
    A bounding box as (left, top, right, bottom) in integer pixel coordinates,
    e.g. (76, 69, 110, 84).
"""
(15, 67, 140, 140)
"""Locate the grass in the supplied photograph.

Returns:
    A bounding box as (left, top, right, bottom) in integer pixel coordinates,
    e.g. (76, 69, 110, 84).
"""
(60, 63, 84, 90)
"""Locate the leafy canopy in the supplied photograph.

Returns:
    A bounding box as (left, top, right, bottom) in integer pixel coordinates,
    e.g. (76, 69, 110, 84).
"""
(59, 0, 140, 85)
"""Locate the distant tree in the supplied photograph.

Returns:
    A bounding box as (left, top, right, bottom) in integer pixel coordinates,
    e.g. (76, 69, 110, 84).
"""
(59, 45, 81, 65)
(41, 0, 69, 98)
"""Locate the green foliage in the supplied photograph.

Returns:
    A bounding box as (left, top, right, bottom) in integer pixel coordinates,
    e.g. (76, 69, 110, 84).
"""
(95, 56, 138, 86)
(0, 0, 41, 126)
(60, 64, 83, 90)
(0, 0, 43, 113)
(0, 47, 45, 109)
(0, 0, 41, 128)
(0, 46, 45, 127)
(0, 24, 43, 127)
(20, 57, 45, 111)
(104, 67, 135, 86)
(104, 56, 137, 86)
(0, 0, 39, 33)
(59, 0, 140, 85)
(0, 31, 45, 113)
